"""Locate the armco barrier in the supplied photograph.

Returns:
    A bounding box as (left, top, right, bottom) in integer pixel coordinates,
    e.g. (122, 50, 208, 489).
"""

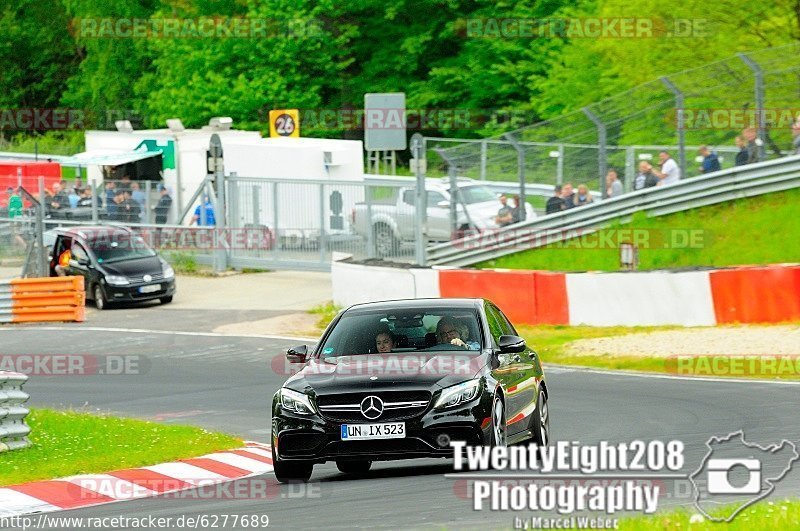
(0, 372, 31, 452)
(0, 277, 85, 323)
(333, 257, 800, 326)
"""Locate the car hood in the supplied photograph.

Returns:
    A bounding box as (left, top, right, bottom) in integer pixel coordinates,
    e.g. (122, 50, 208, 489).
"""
(284, 352, 490, 395)
(99, 255, 162, 277)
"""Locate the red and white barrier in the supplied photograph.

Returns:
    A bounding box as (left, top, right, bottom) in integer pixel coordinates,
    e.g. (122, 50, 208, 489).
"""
(332, 258, 800, 326)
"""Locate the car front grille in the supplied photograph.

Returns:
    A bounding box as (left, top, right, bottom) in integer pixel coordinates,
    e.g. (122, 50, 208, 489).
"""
(128, 272, 165, 284)
(317, 390, 431, 423)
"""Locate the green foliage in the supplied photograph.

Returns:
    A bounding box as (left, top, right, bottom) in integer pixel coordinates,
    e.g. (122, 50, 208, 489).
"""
(2, 0, 799, 146)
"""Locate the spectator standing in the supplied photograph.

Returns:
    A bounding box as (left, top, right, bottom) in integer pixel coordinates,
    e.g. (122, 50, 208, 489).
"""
(509, 195, 522, 224)
(49, 182, 69, 213)
(634, 162, 658, 190)
(494, 194, 513, 227)
(604, 169, 623, 199)
(121, 190, 141, 224)
(653, 151, 680, 186)
(154, 185, 172, 225)
(734, 136, 748, 166)
(76, 188, 93, 207)
(573, 184, 593, 207)
(545, 185, 564, 214)
(130, 182, 146, 222)
(561, 183, 575, 210)
(698, 146, 721, 174)
(191, 197, 216, 226)
(111, 189, 126, 221)
(6, 187, 22, 217)
(743, 127, 761, 164)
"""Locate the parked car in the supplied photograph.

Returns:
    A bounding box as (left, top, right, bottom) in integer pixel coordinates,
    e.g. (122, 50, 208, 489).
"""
(47, 225, 176, 310)
(271, 298, 550, 483)
(351, 178, 536, 257)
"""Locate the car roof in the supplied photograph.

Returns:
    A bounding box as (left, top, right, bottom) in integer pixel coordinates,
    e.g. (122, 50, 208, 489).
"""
(346, 298, 484, 312)
(51, 225, 133, 239)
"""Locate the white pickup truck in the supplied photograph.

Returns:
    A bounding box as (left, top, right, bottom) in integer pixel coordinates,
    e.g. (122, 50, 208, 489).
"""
(351, 178, 535, 256)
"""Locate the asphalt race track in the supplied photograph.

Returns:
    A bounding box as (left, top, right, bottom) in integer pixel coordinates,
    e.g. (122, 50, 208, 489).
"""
(2, 324, 799, 530)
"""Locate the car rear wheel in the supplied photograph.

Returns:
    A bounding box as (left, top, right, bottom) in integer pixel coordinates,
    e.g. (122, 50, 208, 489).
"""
(531, 388, 550, 446)
(272, 446, 313, 483)
(490, 394, 506, 447)
(94, 285, 107, 310)
(336, 459, 372, 475)
(374, 223, 397, 258)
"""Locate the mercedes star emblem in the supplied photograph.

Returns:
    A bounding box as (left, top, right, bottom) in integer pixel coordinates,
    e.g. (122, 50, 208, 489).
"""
(360, 395, 384, 420)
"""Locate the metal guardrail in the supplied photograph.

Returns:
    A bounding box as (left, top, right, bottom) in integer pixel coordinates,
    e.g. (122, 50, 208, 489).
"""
(0, 372, 31, 452)
(426, 154, 800, 266)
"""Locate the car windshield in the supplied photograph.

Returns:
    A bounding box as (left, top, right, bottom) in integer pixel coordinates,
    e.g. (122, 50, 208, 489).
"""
(458, 186, 498, 204)
(319, 306, 484, 358)
(87, 232, 157, 263)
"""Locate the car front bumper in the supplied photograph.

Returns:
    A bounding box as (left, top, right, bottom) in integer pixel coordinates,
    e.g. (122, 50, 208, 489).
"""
(102, 278, 176, 303)
(272, 393, 494, 463)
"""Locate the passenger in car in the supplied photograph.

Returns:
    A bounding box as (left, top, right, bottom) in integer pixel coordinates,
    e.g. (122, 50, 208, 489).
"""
(435, 317, 480, 350)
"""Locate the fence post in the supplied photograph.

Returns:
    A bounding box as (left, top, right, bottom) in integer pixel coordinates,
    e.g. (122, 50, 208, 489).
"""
(582, 107, 607, 198)
(36, 177, 47, 277)
(660, 76, 687, 179)
(214, 171, 227, 273)
(411, 133, 427, 266)
(366, 184, 375, 259)
(480, 140, 488, 181)
(144, 180, 152, 224)
(91, 178, 99, 222)
(624, 146, 635, 192)
(272, 181, 280, 254)
(738, 52, 766, 161)
(503, 133, 527, 221)
(557, 144, 564, 185)
(318, 183, 327, 265)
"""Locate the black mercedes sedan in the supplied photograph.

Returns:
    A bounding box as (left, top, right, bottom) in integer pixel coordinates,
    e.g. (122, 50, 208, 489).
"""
(271, 298, 550, 482)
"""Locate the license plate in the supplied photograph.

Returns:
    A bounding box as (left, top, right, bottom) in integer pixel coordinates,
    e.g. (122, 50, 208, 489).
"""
(138, 284, 160, 293)
(340, 422, 405, 441)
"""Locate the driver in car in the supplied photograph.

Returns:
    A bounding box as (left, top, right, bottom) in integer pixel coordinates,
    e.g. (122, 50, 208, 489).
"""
(375, 327, 396, 353)
(435, 317, 480, 350)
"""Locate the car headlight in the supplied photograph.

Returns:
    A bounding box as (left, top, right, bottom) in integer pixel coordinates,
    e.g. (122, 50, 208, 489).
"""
(163, 265, 175, 279)
(434, 379, 482, 409)
(279, 388, 316, 415)
(105, 275, 130, 286)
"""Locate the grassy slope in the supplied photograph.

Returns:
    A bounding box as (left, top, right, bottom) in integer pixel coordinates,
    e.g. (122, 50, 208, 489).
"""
(0, 409, 241, 486)
(620, 499, 800, 529)
(480, 188, 800, 271)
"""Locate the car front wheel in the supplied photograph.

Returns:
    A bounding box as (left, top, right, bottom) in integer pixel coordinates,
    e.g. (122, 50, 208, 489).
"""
(531, 388, 550, 446)
(490, 394, 506, 447)
(94, 285, 107, 310)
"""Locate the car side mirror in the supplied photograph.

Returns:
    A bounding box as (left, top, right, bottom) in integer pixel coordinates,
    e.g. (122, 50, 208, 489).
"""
(286, 345, 308, 363)
(498, 335, 526, 353)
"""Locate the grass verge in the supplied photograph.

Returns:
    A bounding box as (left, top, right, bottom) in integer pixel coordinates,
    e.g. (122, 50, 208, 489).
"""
(619, 499, 800, 529)
(0, 409, 241, 486)
(480, 188, 800, 271)
(309, 301, 341, 333)
(517, 324, 800, 379)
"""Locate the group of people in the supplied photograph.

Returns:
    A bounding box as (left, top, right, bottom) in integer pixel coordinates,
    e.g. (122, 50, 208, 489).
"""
(545, 182, 595, 214)
(494, 194, 523, 227)
(374, 316, 480, 353)
(100, 178, 173, 225)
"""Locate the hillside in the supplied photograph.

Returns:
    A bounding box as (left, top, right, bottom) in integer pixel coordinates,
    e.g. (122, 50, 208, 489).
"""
(479, 188, 800, 271)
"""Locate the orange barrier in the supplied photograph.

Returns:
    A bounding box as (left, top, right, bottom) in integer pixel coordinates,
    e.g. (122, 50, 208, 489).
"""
(710, 265, 800, 324)
(0, 276, 86, 324)
(438, 269, 569, 325)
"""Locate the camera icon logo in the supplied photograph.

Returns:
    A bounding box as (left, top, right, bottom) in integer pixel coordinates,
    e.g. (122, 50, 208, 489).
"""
(706, 458, 761, 495)
(689, 431, 799, 523)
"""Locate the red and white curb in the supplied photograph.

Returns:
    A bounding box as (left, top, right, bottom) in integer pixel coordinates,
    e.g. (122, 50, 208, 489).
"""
(0, 441, 273, 517)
